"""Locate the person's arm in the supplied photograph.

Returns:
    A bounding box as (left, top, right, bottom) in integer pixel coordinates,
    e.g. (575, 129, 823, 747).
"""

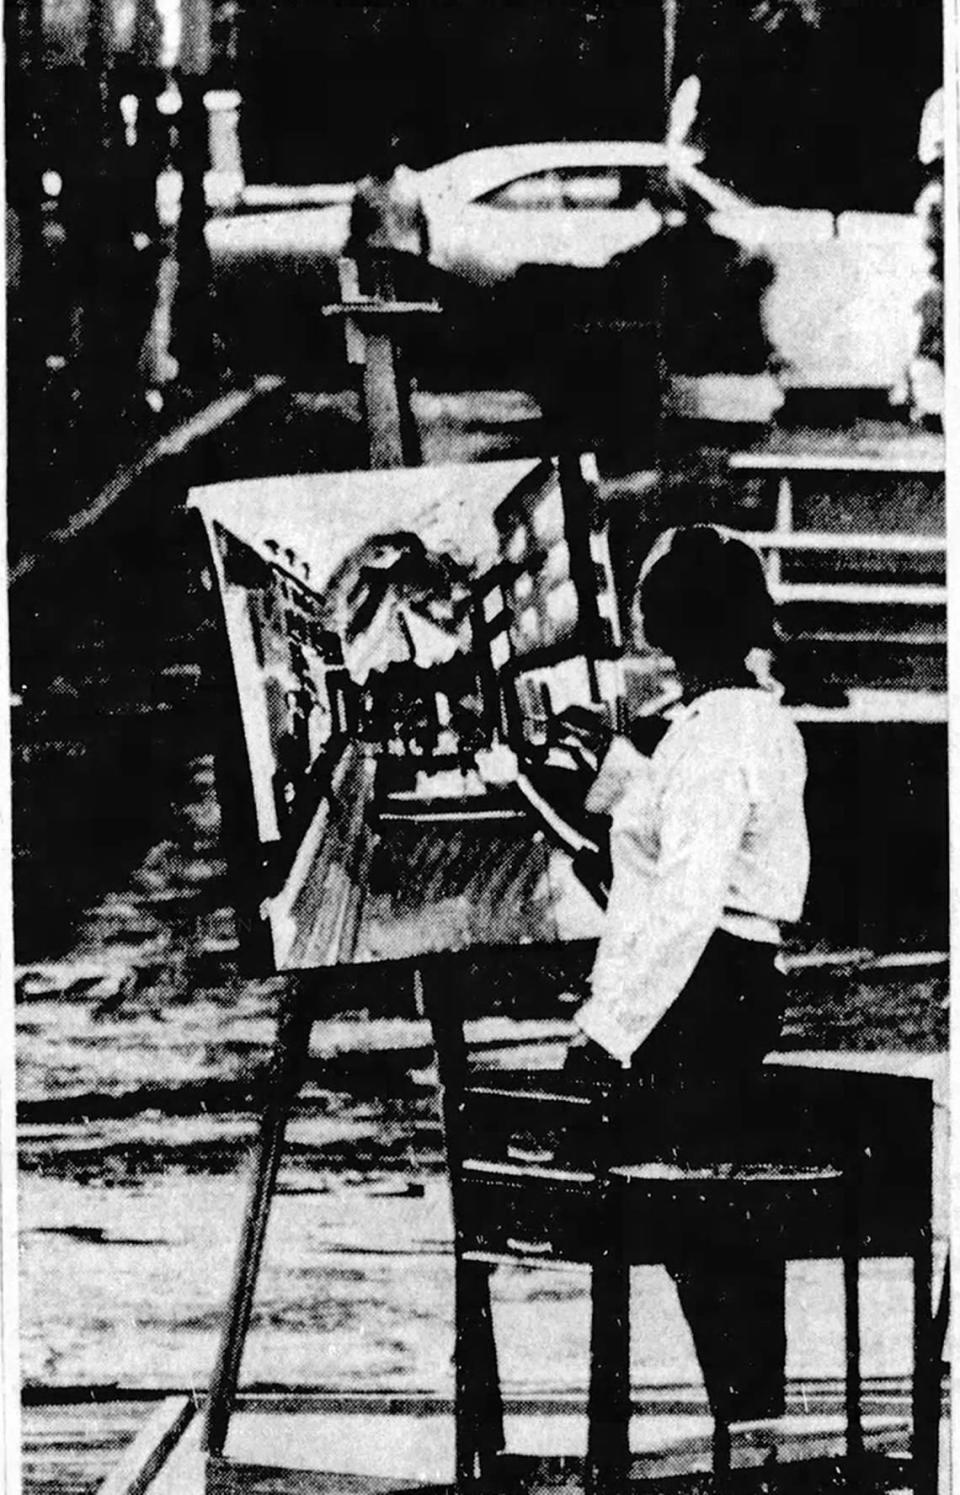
(574, 751, 751, 1065)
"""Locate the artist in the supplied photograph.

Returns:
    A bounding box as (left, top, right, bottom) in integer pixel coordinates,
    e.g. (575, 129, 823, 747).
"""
(566, 522, 810, 1428)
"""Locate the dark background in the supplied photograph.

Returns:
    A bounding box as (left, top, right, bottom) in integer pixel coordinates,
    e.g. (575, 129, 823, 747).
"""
(236, 0, 942, 210)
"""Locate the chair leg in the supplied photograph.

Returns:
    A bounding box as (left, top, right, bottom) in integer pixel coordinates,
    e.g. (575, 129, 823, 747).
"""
(203, 1000, 312, 1456)
(912, 1229, 938, 1495)
(843, 1249, 863, 1463)
(455, 1256, 505, 1485)
(932, 1254, 950, 1373)
(586, 1251, 631, 1495)
(711, 1417, 731, 1489)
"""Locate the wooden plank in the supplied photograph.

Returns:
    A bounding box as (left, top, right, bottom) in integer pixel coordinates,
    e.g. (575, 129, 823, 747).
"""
(20, 1400, 154, 1495)
(97, 1395, 194, 1495)
(201, 1444, 924, 1495)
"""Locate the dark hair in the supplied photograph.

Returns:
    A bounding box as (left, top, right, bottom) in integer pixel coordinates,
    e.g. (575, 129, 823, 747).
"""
(638, 525, 776, 668)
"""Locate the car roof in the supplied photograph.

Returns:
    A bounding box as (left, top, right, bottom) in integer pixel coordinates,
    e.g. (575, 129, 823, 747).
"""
(418, 141, 707, 200)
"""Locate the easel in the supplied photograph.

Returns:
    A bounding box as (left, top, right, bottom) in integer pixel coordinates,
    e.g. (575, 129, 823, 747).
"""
(323, 257, 441, 469)
(203, 265, 440, 1466)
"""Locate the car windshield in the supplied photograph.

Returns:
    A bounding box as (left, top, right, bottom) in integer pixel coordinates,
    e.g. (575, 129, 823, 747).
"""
(476, 164, 697, 212)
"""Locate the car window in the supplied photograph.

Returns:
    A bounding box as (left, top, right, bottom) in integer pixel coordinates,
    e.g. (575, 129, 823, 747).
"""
(477, 164, 696, 212)
(479, 170, 567, 210)
(559, 169, 621, 208)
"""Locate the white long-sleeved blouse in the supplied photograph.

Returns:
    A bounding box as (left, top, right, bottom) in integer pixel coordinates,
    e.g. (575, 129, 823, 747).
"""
(575, 687, 810, 1066)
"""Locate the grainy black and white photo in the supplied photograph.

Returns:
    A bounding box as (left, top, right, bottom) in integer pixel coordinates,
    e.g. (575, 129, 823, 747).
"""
(4, 1, 951, 1492)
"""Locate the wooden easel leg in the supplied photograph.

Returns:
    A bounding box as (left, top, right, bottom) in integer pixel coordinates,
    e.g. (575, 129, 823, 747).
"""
(586, 1248, 631, 1495)
(203, 996, 313, 1456)
(455, 1257, 505, 1485)
(912, 1228, 938, 1495)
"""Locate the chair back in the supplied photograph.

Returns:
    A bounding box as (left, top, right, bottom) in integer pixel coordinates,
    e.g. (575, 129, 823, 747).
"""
(422, 959, 934, 1269)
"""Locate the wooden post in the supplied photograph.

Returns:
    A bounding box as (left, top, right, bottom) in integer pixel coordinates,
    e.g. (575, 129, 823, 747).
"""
(364, 330, 408, 469)
(324, 259, 441, 469)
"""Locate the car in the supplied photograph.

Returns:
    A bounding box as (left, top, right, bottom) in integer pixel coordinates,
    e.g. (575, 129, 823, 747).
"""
(207, 140, 930, 393)
(416, 141, 749, 281)
(206, 141, 750, 282)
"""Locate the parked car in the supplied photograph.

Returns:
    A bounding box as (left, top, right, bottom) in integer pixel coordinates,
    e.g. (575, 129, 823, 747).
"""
(206, 141, 763, 279)
(417, 141, 748, 279)
(206, 140, 929, 392)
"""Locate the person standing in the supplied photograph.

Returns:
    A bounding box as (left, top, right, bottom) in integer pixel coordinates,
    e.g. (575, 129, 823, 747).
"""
(565, 523, 810, 1431)
(347, 134, 431, 300)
